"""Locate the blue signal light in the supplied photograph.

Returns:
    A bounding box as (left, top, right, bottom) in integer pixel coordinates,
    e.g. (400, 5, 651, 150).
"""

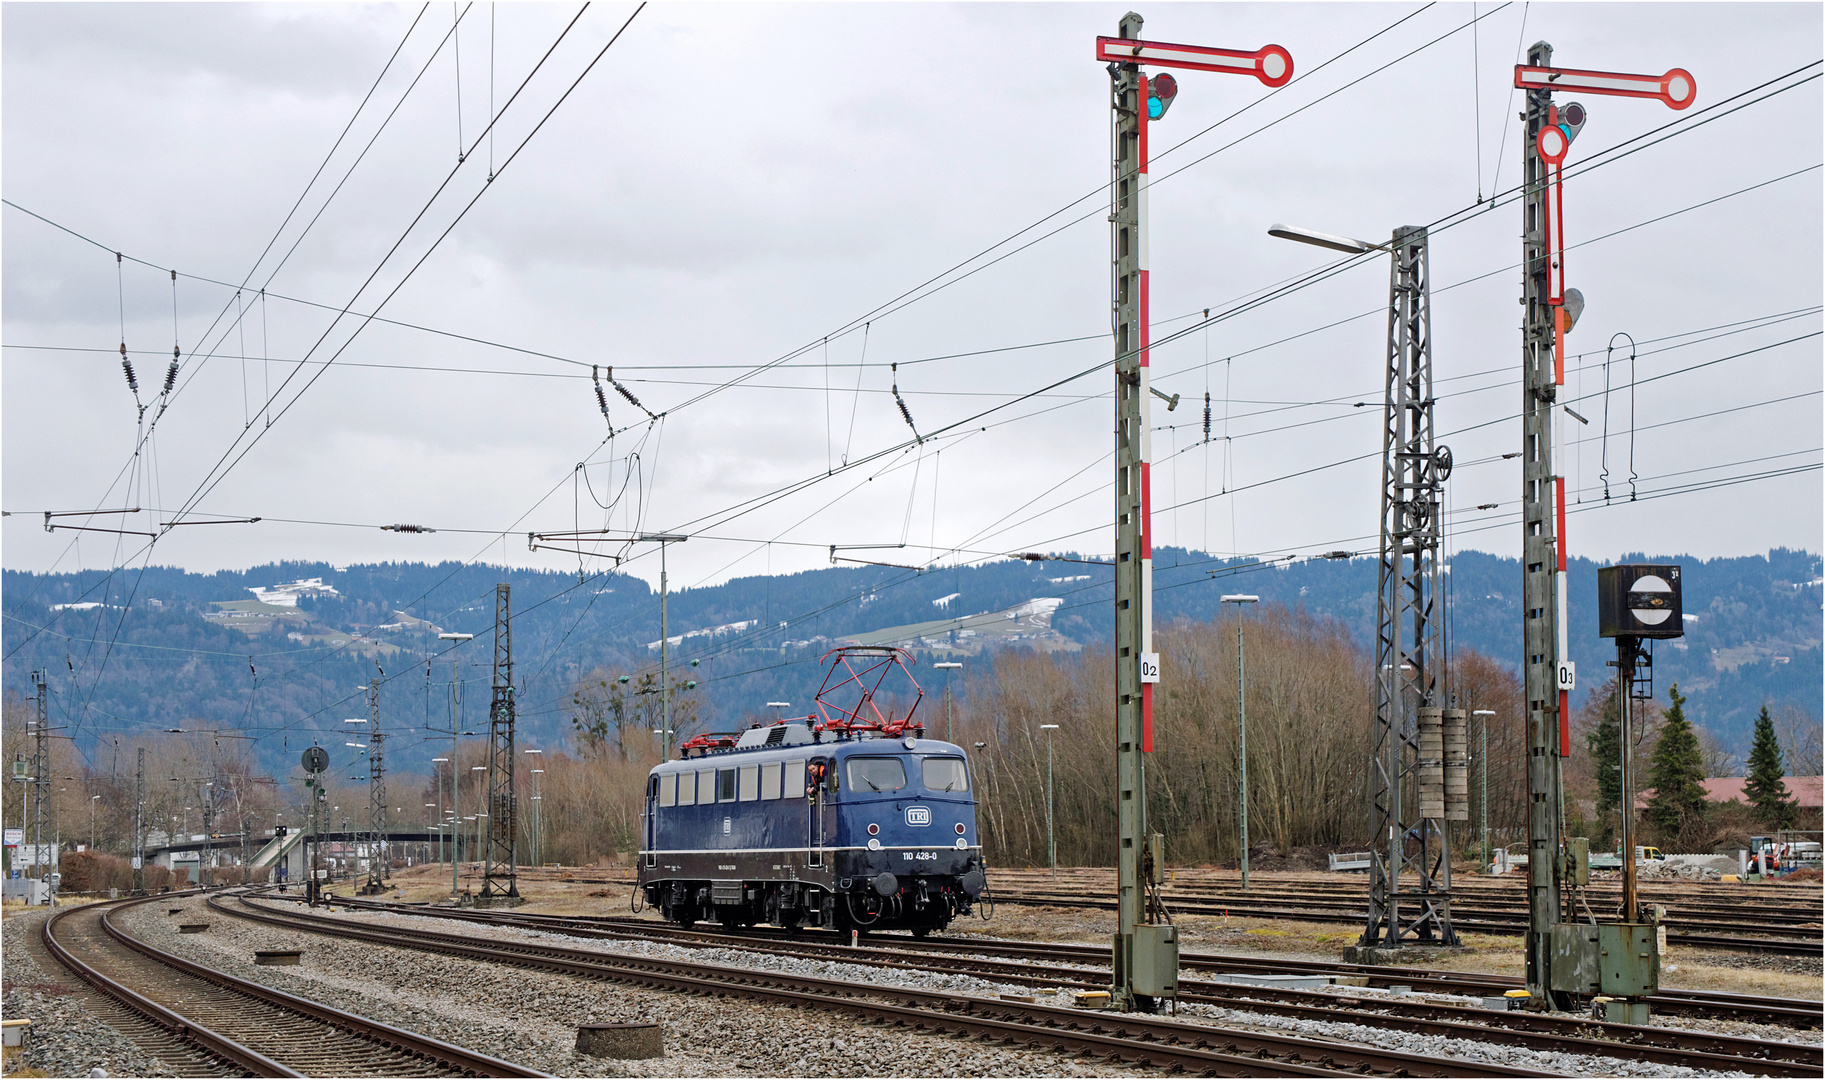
(1147, 72, 1179, 121)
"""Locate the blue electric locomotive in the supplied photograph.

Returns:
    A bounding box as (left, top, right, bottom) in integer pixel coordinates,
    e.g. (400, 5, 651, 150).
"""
(637, 648, 988, 935)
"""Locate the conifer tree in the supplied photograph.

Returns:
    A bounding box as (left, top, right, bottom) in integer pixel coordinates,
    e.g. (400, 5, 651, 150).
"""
(1744, 704, 1798, 830)
(1644, 684, 1708, 840)
(1585, 677, 1622, 843)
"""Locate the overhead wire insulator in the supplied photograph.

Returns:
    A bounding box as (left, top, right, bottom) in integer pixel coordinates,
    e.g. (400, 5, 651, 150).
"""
(891, 362, 921, 443)
(164, 356, 180, 394)
(122, 358, 139, 394)
(592, 365, 613, 425)
(606, 365, 655, 419)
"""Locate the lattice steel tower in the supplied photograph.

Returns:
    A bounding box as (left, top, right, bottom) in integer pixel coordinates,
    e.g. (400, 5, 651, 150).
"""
(1360, 226, 1463, 949)
(365, 678, 388, 893)
(480, 584, 519, 901)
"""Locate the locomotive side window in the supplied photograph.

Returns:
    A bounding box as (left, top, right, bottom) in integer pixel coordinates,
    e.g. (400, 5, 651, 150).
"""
(784, 760, 806, 798)
(922, 757, 969, 793)
(659, 772, 677, 807)
(738, 764, 759, 801)
(760, 761, 783, 800)
(717, 768, 738, 802)
(697, 770, 717, 805)
(676, 770, 695, 806)
(846, 756, 907, 792)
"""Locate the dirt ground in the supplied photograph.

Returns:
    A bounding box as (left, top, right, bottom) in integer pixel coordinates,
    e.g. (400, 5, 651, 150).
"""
(347, 863, 1822, 1001)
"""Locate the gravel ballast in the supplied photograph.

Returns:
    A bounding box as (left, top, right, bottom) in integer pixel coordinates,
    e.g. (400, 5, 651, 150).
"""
(121, 897, 1150, 1077)
(1, 907, 178, 1078)
(135, 894, 1791, 1078)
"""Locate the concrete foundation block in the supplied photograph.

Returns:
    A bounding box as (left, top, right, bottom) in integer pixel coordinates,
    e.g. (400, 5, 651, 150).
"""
(472, 894, 526, 909)
(1342, 944, 1471, 966)
(1206, 973, 1335, 990)
(254, 950, 302, 966)
(178, 923, 209, 934)
(576, 1023, 662, 1059)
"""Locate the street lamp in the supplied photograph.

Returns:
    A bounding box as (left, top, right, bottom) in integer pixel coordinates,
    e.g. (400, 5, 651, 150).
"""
(1221, 594, 1260, 889)
(437, 631, 474, 896)
(1266, 223, 1391, 254)
(525, 749, 544, 867)
(90, 794, 100, 851)
(1040, 724, 1059, 874)
(470, 766, 488, 872)
(1472, 710, 1496, 873)
(934, 662, 963, 742)
(431, 758, 449, 867)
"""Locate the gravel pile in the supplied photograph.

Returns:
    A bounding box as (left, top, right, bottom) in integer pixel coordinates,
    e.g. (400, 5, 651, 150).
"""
(1, 908, 178, 1078)
(121, 899, 1147, 1077)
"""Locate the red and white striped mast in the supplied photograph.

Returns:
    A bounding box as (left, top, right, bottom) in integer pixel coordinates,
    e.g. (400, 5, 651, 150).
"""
(1098, 12, 1290, 1012)
(1512, 46, 1693, 1008)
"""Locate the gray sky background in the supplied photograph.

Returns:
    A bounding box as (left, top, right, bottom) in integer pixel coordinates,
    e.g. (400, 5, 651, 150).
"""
(4, 2, 1820, 597)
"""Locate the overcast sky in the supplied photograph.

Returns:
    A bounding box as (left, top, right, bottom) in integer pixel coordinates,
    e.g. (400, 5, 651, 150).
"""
(4, 2, 1820, 597)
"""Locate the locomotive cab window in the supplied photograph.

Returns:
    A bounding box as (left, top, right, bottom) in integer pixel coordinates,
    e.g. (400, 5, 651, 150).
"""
(658, 772, 677, 807)
(846, 756, 907, 793)
(922, 756, 968, 793)
(717, 768, 738, 802)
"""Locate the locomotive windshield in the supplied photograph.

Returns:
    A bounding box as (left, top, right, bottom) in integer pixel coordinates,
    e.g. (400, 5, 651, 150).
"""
(921, 756, 968, 792)
(845, 756, 907, 792)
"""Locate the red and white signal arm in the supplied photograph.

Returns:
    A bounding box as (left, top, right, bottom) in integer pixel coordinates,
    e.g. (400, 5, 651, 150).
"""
(1514, 64, 1696, 110)
(1096, 36, 1293, 87)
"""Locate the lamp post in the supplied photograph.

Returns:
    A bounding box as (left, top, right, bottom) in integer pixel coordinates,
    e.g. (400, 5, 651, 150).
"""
(1472, 710, 1496, 873)
(934, 662, 963, 742)
(469, 765, 487, 877)
(430, 758, 449, 867)
(90, 794, 100, 851)
(437, 631, 474, 896)
(1221, 594, 1259, 889)
(525, 748, 544, 868)
(1040, 724, 1059, 874)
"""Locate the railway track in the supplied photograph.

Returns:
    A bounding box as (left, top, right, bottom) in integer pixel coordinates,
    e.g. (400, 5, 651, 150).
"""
(217, 891, 1549, 1078)
(333, 895, 1822, 1030)
(39, 893, 546, 1078)
(982, 883, 1823, 954)
(239, 891, 1821, 1075)
(505, 865, 1825, 951)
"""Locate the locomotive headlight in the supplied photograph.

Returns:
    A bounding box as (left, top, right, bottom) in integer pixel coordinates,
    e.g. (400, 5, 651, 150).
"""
(867, 823, 880, 836)
(954, 823, 965, 835)
(867, 839, 881, 851)
(903, 737, 917, 749)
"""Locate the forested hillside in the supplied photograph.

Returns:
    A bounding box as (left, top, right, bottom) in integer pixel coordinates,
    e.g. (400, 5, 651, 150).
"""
(4, 547, 1816, 780)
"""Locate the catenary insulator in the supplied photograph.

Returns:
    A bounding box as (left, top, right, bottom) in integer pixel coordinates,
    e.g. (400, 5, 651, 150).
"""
(163, 360, 179, 393)
(122, 359, 139, 393)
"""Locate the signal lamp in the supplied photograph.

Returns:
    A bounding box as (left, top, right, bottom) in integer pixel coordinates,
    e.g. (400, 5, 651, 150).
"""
(1147, 73, 1179, 119)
